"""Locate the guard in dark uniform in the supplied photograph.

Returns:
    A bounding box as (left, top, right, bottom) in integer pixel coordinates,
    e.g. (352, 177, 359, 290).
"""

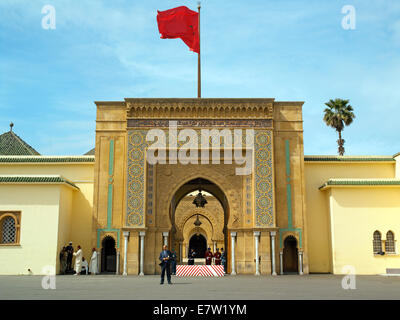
(170, 248, 177, 275)
(205, 247, 213, 265)
(188, 249, 195, 265)
(214, 248, 222, 265)
(221, 247, 227, 273)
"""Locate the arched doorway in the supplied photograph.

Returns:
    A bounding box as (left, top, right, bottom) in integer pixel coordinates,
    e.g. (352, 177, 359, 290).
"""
(101, 236, 116, 273)
(169, 177, 229, 268)
(283, 236, 298, 274)
(189, 234, 207, 258)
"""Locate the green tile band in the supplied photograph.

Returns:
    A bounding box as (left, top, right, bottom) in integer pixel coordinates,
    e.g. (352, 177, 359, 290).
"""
(96, 138, 120, 249)
(108, 139, 114, 176)
(279, 139, 302, 249)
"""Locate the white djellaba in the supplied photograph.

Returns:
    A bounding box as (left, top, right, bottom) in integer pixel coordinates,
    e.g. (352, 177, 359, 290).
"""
(73, 248, 83, 275)
(90, 250, 98, 275)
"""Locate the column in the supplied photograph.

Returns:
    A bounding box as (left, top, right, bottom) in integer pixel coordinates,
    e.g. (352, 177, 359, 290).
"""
(298, 251, 304, 275)
(279, 251, 283, 275)
(213, 241, 216, 253)
(230, 232, 237, 275)
(122, 231, 130, 276)
(270, 231, 277, 276)
(139, 231, 145, 276)
(116, 251, 120, 275)
(179, 242, 183, 263)
(254, 231, 260, 276)
(162, 232, 169, 246)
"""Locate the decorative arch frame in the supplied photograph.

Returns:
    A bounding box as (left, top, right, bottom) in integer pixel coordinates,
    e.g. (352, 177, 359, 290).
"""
(175, 208, 224, 241)
(162, 172, 238, 229)
(100, 233, 117, 249)
(281, 232, 301, 250)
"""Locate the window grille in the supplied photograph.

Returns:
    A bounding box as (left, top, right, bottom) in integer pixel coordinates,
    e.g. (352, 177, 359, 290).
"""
(385, 231, 395, 253)
(1, 217, 16, 243)
(373, 231, 382, 254)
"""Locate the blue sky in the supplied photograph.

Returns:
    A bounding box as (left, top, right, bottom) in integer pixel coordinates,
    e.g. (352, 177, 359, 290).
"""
(1, 0, 400, 155)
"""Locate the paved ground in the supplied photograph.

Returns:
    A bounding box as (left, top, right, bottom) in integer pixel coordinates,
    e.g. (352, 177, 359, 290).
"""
(0, 274, 399, 300)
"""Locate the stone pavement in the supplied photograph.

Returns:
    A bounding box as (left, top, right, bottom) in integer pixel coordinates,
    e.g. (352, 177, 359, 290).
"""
(0, 274, 399, 300)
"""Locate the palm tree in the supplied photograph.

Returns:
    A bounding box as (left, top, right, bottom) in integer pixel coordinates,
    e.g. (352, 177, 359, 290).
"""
(323, 99, 355, 156)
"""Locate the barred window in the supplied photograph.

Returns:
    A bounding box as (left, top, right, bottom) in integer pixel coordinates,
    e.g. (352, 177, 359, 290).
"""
(373, 231, 382, 254)
(1, 217, 16, 243)
(385, 231, 395, 253)
(0, 213, 21, 245)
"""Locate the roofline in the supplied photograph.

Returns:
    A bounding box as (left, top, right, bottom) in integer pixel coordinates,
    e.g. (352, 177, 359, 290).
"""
(94, 98, 305, 105)
(0, 155, 95, 163)
(0, 175, 79, 190)
(305, 155, 395, 162)
(319, 179, 400, 190)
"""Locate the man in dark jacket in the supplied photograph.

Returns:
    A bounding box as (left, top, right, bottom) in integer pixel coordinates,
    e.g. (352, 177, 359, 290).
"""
(65, 242, 74, 272)
(188, 249, 196, 265)
(170, 248, 177, 275)
(159, 245, 172, 284)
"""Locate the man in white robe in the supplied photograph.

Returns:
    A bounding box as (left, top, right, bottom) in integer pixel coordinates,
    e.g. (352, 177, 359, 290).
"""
(73, 245, 83, 275)
(90, 248, 98, 275)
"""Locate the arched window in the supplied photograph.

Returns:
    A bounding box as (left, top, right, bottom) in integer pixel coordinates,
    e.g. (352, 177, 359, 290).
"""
(385, 231, 395, 253)
(373, 231, 382, 254)
(0, 213, 21, 245)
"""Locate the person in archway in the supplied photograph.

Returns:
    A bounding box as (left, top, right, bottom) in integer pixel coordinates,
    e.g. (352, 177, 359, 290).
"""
(205, 247, 213, 265)
(170, 248, 177, 275)
(214, 248, 222, 265)
(159, 245, 172, 284)
(188, 249, 195, 265)
(221, 248, 227, 273)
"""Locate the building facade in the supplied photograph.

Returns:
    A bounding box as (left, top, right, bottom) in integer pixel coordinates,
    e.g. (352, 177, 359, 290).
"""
(0, 98, 399, 275)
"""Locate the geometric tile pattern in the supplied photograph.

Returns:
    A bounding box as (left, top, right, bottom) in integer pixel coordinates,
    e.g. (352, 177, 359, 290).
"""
(127, 130, 149, 227)
(254, 130, 274, 227)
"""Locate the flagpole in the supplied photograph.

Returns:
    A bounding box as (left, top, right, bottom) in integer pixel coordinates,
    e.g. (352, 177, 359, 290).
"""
(197, 2, 201, 98)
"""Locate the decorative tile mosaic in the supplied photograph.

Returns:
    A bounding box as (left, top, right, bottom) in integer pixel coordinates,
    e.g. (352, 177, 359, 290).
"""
(254, 130, 274, 226)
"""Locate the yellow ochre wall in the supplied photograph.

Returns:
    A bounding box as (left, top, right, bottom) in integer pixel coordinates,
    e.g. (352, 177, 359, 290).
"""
(0, 161, 94, 274)
(0, 185, 64, 275)
(304, 159, 399, 274)
(327, 187, 400, 274)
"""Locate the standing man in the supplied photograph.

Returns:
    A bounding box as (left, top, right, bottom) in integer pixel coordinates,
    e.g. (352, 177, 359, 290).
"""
(170, 248, 177, 275)
(73, 245, 83, 276)
(65, 242, 74, 272)
(59, 247, 67, 274)
(205, 247, 213, 265)
(159, 245, 172, 285)
(188, 249, 195, 265)
(89, 248, 98, 275)
(221, 248, 227, 273)
(214, 248, 222, 265)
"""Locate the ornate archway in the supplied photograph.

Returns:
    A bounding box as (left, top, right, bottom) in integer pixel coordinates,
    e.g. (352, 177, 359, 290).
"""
(166, 176, 230, 267)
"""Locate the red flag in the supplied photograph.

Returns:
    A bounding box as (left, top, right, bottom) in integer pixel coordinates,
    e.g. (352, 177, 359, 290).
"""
(157, 6, 199, 54)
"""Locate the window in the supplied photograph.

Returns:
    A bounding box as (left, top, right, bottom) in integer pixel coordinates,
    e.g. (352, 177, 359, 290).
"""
(0, 212, 21, 245)
(385, 231, 395, 253)
(373, 231, 382, 254)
